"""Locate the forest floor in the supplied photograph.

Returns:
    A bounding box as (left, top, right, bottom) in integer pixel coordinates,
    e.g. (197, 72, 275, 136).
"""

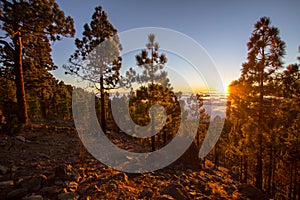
(0, 120, 269, 200)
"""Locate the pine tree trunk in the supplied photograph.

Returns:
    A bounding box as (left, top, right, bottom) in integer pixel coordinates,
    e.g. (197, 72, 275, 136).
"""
(256, 152, 263, 190)
(243, 156, 248, 183)
(214, 144, 219, 169)
(13, 30, 28, 125)
(151, 112, 156, 151)
(255, 46, 265, 191)
(271, 157, 276, 198)
(40, 92, 47, 119)
(149, 87, 156, 151)
(100, 76, 106, 134)
(150, 51, 155, 151)
(289, 163, 293, 199)
(240, 156, 243, 182)
(293, 131, 299, 200)
(41, 100, 47, 119)
(267, 146, 273, 195)
(292, 162, 297, 200)
(163, 129, 167, 146)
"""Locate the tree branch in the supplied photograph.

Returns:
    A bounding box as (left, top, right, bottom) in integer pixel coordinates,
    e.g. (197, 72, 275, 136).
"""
(0, 39, 14, 53)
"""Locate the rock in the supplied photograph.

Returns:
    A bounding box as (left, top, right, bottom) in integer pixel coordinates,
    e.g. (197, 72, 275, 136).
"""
(40, 186, 59, 195)
(0, 139, 7, 147)
(57, 192, 79, 200)
(20, 175, 45, 192)
(195, 179, 206, 192)
(0, 180, 14, 187)
(54, 178, 64, 186)
(11, 164, 18, 172)
(156, 194, 175, 200)
(199, 196, 210, 200)
(106, 181, 118, 192)
(139, 189, 154, 199)
(224, 184, 236, 195)
(114, 172, 128, 182)
(16, 135, 26, 142)
(67, 181, 78, 192)
(37, 152, 50, 159)
(6, 188, 28, 199)
(238, 184, 269, 200)
(161, 183, 191, 200)
(203, 185, 212, 196)
(0, 165, 8, 175)
(77, 183, 90, 195)
(45, 173, 55, 186)
(55, 164, 81, 182)
(22, 194, 43, 200)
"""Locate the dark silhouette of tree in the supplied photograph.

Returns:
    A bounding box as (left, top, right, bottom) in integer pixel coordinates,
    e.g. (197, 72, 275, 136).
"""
(0, 0, 75, 125)
(64, 6, 122, 134)
(0, 76, 17, 133)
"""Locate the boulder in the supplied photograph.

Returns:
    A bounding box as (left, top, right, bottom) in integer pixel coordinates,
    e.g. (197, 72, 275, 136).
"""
(40, 186, 59, 195)
(6, 188, 28, 199)
(0, 180, 14, 187)
(16, 135, 26, 142)
(22, 194, 43, 200)
(139, 189, 154, 199)
(161, 183, 191, 200)
(20, 175, 46, 192)
(55, 164, 81, 182)
(0, 165, 8, 175)
(57, 192, 79, 200)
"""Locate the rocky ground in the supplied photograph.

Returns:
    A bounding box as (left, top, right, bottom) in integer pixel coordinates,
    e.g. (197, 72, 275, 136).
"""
(0, 121, 269, 200)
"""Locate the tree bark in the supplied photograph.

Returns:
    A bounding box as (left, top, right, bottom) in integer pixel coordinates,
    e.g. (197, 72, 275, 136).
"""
(267, 147, 273, 195)
(150, 49, 155, 151)
(13, 30, 28, 125)
(271, 157, 276, 198)
(100, 75, 106, 134)
(289, 163, 293, 199)
(240, 156, 243, 182)
(255, 43, 265, 191)
(163, 129, 167, 146)
(243, 156, 248, 183)
(150, 102, 156, 151)
(214, 144, 219, 169)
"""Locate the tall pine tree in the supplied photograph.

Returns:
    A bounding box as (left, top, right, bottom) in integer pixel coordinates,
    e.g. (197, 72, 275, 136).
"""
(134, 34, 168, 151)
(0, 0, 75, 125)
(64, 6, 122, 134)
(227, 17, 285, 190)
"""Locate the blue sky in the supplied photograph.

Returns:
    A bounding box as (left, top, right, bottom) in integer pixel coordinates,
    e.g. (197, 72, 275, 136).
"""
(52, 0, 300, 92)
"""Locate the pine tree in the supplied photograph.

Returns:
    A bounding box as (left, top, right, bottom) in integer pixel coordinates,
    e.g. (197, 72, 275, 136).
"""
(0, 0, 75, 125)
(128, 84, 181, 149)
(279, 56, 300, 199)
(64, 6, 122, 134)
(134, 34, 169, 151)
(227, 17, 285, 190)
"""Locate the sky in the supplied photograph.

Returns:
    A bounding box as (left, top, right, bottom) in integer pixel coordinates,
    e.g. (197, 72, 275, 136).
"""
(52, 0, 300, 93)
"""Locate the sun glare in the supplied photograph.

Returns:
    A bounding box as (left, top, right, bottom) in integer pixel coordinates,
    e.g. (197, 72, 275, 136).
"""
(224, 83, 230, 94)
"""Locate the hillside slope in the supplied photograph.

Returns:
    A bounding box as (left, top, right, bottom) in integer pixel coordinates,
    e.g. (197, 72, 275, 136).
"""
(0, 121, 268, 200)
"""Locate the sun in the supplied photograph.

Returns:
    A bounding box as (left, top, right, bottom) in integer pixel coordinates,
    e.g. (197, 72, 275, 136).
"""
(223, 83, 230, 94)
